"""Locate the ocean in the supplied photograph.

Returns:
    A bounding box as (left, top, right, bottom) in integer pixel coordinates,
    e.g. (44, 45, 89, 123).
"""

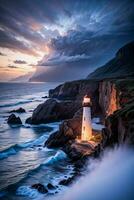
(0, 82, 134, 200)
(0, 82, 74, 200)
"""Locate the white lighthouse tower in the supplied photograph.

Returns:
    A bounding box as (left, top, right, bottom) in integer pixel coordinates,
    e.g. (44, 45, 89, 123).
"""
(81, 95, 92, 141)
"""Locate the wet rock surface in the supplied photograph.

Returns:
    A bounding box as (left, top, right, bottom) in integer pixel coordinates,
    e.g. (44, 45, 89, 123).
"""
(45, 109, 82, 148)
(26, 98, 81, 124)
(31, 183, 48, 194)
(47, 183, 55, 190)
(9, 107, 26, 113)
(7, 114, 22, 124)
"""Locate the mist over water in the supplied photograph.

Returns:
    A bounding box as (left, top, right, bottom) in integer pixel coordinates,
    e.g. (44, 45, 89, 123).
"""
(53, 146, 134, 200)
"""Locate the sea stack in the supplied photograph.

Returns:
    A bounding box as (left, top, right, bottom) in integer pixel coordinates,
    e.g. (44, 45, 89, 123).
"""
(81, 95, 92, 141)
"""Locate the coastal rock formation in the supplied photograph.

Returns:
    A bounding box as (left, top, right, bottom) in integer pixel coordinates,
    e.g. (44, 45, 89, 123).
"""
(45, 109, 82, 148)
(49, 80, 100, 115)
(45, 79, 134, 160)
(99, 81, 120, 117)
(102, 102, 134, 147)
(87, 41, 134, 80)
(7, 114, 22, 124)
(99, 79, 134, 117)
(9, 107, 26, 113)
(63, 142, 96, 160)
(31, 183, 48, 194)
(26, 99, 81, 124)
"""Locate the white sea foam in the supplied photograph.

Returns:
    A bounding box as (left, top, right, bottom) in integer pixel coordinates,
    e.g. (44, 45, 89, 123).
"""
(16, 186, 43, 198)
(53, 146, 134, 200)
(0, 127, 58, 160)
(44, 150, 67, 165)
(0, 147, 16, 159)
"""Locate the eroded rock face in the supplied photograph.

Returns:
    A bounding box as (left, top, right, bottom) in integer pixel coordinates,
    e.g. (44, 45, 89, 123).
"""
(9, 107, 26, 113)
(99, 81, 120, 117)
(26, 99, 81, 124)
(45, 109, 82, 148)
(63, 142, 95, 160)
(31, 183, 48, 194)
(102, 102, 134, 146)
(49, 80, 101, 115)
(7, 114, 22, 124)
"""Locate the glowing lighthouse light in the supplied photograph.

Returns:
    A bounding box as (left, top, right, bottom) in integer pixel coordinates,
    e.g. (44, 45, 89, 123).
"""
(81, 95, 92, 141)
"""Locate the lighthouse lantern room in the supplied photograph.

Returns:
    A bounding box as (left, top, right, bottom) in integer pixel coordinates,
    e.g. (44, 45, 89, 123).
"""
(81, 95, 92, 141)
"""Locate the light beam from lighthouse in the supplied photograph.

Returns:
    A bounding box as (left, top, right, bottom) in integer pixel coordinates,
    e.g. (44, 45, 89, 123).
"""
(81, 95, 92, 141)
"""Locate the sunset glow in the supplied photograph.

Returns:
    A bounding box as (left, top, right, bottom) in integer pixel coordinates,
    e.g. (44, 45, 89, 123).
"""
(0, 0, 134, 82)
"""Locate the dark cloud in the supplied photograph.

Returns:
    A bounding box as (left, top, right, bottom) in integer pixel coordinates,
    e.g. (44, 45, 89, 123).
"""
(0, 0, 134, 81)
(0, 29, 38, 56)
(8, 65, 18, 69)
(14, 60, 27, 64)
(0, 0, 61, 55)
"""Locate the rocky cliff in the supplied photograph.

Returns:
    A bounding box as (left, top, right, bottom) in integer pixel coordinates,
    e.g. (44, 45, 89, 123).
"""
(27, 41, 134, 159)
(26, 79, 101, 124)
(49, 79, 101, 115)
(87, 41, 134, 80)
(99, 81, 120, 117)
(45, 79, 134, 155)
(102, 79, 134, 146)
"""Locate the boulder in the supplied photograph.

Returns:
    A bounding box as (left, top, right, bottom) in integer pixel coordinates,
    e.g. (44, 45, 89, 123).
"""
(59, 177, 74, 186)
(9, 107, 26, 113)
(7, 114, 22, 124)
(47, 183, 55, 190)
(42, 96, 48, 99)
(45, 109, 82, 148)
(26, 98, 81, 124)
(31, 183, 48, 194)
(63, 141, 95, 160)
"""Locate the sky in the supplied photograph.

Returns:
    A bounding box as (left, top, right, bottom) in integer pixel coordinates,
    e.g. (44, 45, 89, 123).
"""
(0, 0, 134, 82)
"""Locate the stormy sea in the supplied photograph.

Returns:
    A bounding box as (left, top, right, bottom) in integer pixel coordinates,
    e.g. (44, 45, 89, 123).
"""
(0, 82, 134, 200)
(0, 82, 76, 199)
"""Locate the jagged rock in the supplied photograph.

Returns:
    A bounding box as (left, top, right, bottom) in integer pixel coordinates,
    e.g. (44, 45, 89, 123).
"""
(42, 96, 48, 99)
(47, 183, 55, 190)
(7, 114, 22, 124)
(31, 183, 48, 194)
(59, 177, 74, 186)
(49, 80, 100, 115)
(9, 107, 26, 113)
(25, 117, 32, 124)
(102, 101, 134, 146)
(45, 109, 82, 148)
(26, 98, 81, 124)
(63, 142, 95, 160)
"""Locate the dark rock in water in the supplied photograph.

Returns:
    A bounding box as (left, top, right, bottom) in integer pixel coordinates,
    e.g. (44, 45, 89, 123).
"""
(47, 183, 55, 190)
(59, 177, 73, 186)
(42, 96, 48, 99)
(26, 98, 81, 124)
(63, 141, 95, 160)
(31, 183, 48, 194)
(45, 109, 82, 148)
(25, 117, 32, 124)
(7, 114, 22, 124)
(9, 107, 26, 113)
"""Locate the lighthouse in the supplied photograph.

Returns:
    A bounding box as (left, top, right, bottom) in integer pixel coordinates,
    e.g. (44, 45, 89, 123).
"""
(81, 95, 92, 141)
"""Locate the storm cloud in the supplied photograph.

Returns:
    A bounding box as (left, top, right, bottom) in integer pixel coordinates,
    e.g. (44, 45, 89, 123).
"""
(14, 60, 27, 64)
(0, 0, 134, 81)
